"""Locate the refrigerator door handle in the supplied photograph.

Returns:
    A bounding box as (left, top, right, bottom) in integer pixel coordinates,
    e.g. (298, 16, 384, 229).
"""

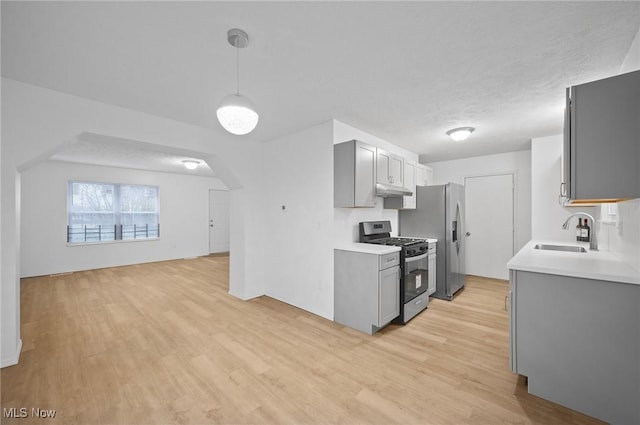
(452, 220, 457, 243)
(455, 202, 461, 255)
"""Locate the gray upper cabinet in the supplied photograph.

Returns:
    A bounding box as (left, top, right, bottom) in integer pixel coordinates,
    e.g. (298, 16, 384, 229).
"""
(416, 163, 433, 186)
(384, 159, 416, 209)
(376, 148, 403, 187)
(563, 70, 640, 203)
(334, 140, 377, 208)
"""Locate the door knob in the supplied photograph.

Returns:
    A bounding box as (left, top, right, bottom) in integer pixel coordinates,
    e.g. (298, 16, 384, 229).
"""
(466, 232, 471, 236)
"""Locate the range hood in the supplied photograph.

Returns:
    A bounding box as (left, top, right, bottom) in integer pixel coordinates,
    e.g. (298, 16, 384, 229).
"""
(376, 183, 412, 197)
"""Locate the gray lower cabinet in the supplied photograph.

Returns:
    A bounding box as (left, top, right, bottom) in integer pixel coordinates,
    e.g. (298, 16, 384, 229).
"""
(509, 270, 640, 424)
(334, 249, 400, 334)
(427, 252, 436, 295)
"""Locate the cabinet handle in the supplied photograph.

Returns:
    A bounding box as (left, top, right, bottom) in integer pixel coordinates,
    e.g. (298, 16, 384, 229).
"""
(504, 294, 508, 312)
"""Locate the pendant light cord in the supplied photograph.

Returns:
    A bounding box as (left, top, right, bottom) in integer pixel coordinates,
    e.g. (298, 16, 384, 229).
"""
(236, 46, 240, 95)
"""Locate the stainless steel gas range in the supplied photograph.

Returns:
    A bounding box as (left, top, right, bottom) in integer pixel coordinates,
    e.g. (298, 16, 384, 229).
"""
(360, 220, 437, 324)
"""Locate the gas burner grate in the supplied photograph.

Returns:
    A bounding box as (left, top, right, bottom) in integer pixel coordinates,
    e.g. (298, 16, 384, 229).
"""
(368, 237, 426, 247)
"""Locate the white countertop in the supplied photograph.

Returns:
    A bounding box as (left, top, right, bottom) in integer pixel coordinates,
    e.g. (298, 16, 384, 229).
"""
(335, 243, 401, 255)
(507, 240, 640, 285)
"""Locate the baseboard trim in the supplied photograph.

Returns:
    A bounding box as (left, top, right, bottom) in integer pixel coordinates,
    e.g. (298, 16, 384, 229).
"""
(1, 338, 23, 368)
(228, 288, 263, 301)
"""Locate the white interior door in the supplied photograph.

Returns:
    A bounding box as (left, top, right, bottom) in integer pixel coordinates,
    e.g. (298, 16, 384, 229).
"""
(209, 190, 230, 254)
(464, 174, 514, 280)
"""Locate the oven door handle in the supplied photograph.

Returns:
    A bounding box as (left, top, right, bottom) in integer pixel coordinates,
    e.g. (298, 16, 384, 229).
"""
(405, 252, 428, 263)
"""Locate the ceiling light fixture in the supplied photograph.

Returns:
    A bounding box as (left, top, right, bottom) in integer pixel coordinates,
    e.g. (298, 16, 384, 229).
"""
(216, 28, 259, 136)
(446, 127, 475, 142)
(182, 160, 200, 170)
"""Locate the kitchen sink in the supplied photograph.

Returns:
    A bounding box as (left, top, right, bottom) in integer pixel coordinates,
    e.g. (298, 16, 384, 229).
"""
(534, 244, 587, 253)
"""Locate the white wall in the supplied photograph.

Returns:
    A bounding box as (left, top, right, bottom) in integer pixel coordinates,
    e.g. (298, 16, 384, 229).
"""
(531, 135, 596, 243)
(20, 161, 226, 277)
(1, 78, 266, 367)
(0, 8, 3, 363)
(3, 80, 415, 367)
(427, 150, 532, 252)
(532, 134, 640, 270)
(262, 121, 334, 319)
(332, 120, 419, 245)
(602, 200, 640, 271)
(620, 26, 640, 73)
(612, 25, 640, 269)
(261, 119, 422, 321)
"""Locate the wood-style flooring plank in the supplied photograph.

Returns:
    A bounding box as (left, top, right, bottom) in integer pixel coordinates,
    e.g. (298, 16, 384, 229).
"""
(1, 259, 604, 424)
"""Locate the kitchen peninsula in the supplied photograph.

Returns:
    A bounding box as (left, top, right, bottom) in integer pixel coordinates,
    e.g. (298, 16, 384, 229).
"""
(507, 242, 640, 424)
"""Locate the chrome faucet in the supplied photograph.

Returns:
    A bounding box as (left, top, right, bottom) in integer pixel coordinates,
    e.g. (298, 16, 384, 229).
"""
(562, 212, 598, 251)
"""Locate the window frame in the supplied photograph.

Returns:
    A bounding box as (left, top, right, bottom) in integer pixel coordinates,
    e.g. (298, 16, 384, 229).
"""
(66, 180, 160, 245)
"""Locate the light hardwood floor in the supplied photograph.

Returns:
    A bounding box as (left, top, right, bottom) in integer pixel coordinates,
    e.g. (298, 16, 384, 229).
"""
(2, 256, 603, 425)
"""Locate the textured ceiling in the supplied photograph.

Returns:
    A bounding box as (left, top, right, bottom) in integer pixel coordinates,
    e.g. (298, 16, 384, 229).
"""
(2, 1, 639, 163)
(49, 134, 216, 178)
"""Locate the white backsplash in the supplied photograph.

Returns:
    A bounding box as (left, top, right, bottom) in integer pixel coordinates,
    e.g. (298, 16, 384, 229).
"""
(600, 199, 640, 272)
(531, 135, 638, 273)
(333, 203, 399, 245)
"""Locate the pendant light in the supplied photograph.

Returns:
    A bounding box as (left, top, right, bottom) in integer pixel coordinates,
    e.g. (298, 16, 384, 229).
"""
(446, 127, 475, 141)
(216, 28, 259, 136)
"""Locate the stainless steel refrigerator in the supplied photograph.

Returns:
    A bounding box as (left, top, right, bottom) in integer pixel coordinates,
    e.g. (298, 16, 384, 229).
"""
(399, 183, 466, 300)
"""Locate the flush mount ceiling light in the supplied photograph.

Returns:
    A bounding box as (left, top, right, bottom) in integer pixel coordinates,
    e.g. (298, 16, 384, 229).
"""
(446, 127, 475, 142)
(216, 28, 259, 136)
(182, 160, 200, 170)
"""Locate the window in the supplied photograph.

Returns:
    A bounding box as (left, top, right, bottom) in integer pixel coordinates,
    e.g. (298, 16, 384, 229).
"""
(119, 184, 160, 240)
(67, 181, 159, 244)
